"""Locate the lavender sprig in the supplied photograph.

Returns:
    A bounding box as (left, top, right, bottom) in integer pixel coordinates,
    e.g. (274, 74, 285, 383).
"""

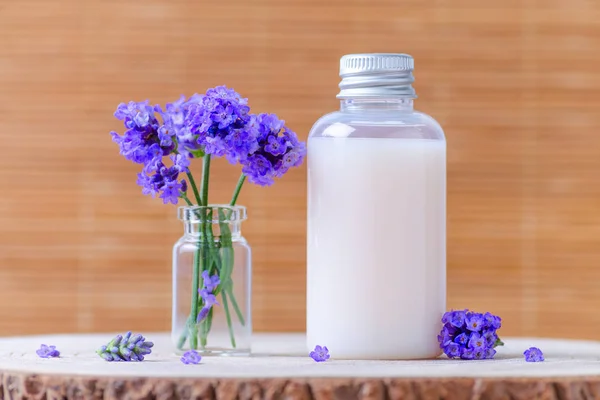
(96, 332, 154, 362)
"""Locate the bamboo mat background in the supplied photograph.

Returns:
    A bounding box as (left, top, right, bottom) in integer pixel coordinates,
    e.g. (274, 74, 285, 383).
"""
(0, 0, 599, 339)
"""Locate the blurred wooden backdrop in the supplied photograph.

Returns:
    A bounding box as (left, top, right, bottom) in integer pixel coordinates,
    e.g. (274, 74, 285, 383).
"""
(0, 0, 599, 339)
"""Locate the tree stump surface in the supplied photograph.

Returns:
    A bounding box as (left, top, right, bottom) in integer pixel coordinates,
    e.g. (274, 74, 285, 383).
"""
(1, 333, 600, 399)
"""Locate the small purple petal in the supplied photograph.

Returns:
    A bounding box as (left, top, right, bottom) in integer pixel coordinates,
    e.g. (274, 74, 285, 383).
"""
(465, 312, 484, 332)
(524, 347, 544, 362)
(443, 343, 461, 358)
(486, 347, 497, 359)
(181, 350, 202, 365)
(36, 344, 60, 358)
(468, 333, 486, 350)
(309, 345, 330, 362)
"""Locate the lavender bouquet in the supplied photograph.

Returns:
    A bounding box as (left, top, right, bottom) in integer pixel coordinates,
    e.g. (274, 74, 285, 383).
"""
(111, 86, 306, 351)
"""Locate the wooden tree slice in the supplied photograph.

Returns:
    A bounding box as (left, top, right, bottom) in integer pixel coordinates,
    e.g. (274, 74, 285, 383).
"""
(1, 333, 600, 399)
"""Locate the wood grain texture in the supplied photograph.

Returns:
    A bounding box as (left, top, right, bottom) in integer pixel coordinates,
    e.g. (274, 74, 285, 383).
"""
(0, 0, 599, 338)
(6, 374, 600, 400)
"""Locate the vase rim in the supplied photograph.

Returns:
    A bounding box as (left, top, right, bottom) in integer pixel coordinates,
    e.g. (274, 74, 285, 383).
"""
(178, 204, 247, 223)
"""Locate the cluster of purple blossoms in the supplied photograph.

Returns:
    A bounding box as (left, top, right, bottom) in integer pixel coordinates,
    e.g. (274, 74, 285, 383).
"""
(111, 101, 175, 165)
(96, 332, 154, 362)
(197, 271, 220, 322)
(241, 113, 306, 186)
(155, 94, 204, 157)
(184, 86, 255, 160)
(36, 344, 60, 358)
(438, 310, 502, 360)
(111, 101, 190, 203)
(136, 154, 190, 204)
(173, 87, 305, 186)
(111, 86, 306, 202)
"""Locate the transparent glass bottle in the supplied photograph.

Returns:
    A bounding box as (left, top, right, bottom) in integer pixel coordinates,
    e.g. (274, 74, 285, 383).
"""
(172, 205, 251, 356)
(307, 54, 446, 359)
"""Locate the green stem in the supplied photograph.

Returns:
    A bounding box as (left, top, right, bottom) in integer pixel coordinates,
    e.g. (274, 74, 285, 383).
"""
(176, 318, 190, 349)
(230, 174, 246, 206)
(186, 171, 202, 206)
(227, 287, 246, 326)
(188, 238, 201, 350)
(176, 192, 194, 349)
(221, 291, 237, 348)
(200, 156, 211, 206)
(180, 192, 194, 206)
(199, 156, 213, 346)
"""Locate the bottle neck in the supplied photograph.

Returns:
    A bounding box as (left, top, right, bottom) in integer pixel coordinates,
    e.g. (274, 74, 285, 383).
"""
(340, 98, 414, 113)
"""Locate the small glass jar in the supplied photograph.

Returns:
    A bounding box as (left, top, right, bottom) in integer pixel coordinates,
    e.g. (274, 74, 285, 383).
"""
(307, 54, 446, 359)
(172, 205, 252, 356)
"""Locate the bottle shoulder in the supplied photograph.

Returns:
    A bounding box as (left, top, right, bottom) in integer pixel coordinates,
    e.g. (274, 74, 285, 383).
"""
(308, 109, 445, 141)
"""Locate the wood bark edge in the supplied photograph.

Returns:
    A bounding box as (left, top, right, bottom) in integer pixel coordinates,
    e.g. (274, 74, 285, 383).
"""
(2, 370, 600, 399)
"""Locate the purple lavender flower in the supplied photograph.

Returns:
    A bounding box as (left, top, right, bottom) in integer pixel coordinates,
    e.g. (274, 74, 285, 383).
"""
(473, 348, 486, 360)
(111, 100, 174, 165)
(524, 347, 544, 362)
(444, 342, 461, 358)
(309, 345, 330, 362)
(36, 344, 60, 358)
(96, 332, 153, 362)
(156, 95, 204, 155)
(197, 306, 210, 322)
(201, 271, 220, 292)
(264, 135, 287, 156)
(465, 312, 484, 332)
(112, 98, 197, 205)
(199, 289, 219, 307)
(181, 350, 202, 365)
(241, 114, 306, 186)
(136, 161, 187, 204)
(224, 126, 259, 164)
(461, 347, 475, 360)
(442, 309, 466, 328)
(483, 330, 498, 347)
(454, 333, 469, 346)
(483, 312, 502, 330)
(439, 309, 502, 360)
(468, 333, 486, 350)
(159, 179, 185, 205)
(437, 326, 453, 347)
(185, 86, 253, 161)
(171, 154, 190, 172)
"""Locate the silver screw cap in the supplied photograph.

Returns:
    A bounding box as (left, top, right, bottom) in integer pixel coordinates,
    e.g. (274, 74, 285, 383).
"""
(337, 53, 417, 99)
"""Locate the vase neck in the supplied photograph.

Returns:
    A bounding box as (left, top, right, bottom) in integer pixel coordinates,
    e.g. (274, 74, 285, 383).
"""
(183, 221, 242, 240)
(179, 205, 246, 240)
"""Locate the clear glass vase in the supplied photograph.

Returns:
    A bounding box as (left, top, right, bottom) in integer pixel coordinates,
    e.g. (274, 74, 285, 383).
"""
(171, 205, 252, 356)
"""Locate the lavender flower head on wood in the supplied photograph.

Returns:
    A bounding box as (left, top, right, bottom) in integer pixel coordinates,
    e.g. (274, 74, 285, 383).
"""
(438, 310, 503, 360)
(96, 332, 154, 362)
